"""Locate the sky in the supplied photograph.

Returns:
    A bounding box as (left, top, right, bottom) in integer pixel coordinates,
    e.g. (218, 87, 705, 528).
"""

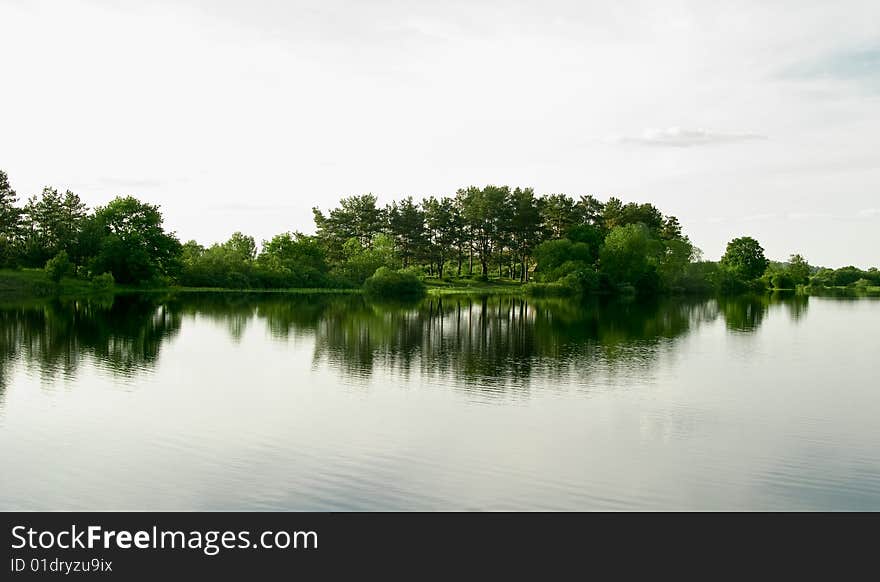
(1, 0, 878, 267)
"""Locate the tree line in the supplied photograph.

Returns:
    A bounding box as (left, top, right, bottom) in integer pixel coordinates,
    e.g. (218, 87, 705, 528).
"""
(1, 169, 877, 295)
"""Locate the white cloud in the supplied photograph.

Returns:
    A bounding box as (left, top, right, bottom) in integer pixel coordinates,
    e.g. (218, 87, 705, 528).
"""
(787, 211, 834, 220)
(615, 127, 768, 147)
(0, 0, 879, 267)
(741, 213, 777, 222)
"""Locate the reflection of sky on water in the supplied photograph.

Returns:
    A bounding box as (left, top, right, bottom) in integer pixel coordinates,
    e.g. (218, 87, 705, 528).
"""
(1, 292, 878, 510)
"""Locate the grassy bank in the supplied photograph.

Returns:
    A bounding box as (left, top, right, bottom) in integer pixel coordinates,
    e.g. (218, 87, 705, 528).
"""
(424, 277, 526, 295)
(137, 286, 362, 295)
(0, 269, 530, 298)
(136, 276, 529, 296)
(0, 268, 105, 297)
(803, 284, 880, 297)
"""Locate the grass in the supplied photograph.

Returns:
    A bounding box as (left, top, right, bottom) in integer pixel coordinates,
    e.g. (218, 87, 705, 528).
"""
(423, 276, 526, 295)
(802, 284, 880, 296)
(1, 269, 529, 298)
(135, 286, 361, 295)
(0, 268, 102, 297)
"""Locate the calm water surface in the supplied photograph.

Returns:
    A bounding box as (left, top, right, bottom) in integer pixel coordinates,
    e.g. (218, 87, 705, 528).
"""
(1, 292, 878, 510)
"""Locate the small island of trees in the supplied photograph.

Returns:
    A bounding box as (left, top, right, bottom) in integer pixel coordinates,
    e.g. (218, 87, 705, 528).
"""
(0, 170, 877, 298)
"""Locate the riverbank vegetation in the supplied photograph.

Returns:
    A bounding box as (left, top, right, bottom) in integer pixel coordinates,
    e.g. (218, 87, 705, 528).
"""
(1, 169, 876, 298)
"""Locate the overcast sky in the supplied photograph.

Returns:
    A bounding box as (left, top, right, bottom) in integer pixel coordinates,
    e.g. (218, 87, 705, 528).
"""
(1, 0, 878, 267)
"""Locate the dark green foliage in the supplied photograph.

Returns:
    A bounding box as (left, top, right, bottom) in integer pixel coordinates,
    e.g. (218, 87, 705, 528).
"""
(333, 235, 396, 286)
(600, 224, 661, 294)
(602, 198, 665, 233)
(509, 187, 542, 282)
(539, 193, 580, 238)
(91, 272, 115, 289)
(566, 224, 603, 263)
(256, 232, 330, 287)
(786, 254, 811, 285)
(720, 237, 769, 281)
(771, 271, 795, 290)
(87, 197, 181, 285)
(387, 197, 427, 268)
(4, 168, 873, 298)
(312, 194, 385, 261)
(20, 188, 89, 268)
(180, 232, 333, 289)
(45, 251, 72, 283)
(0, 171, 22, 267)
(534, 239, 593, 276)
(362, 267, 426, 299)
(831, 266, 866, 286)
(675, 261, 718, 294)
(423, 196, 463, 279)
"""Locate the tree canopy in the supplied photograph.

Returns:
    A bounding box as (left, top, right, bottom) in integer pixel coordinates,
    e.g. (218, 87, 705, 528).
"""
(1, 169, 872, 296)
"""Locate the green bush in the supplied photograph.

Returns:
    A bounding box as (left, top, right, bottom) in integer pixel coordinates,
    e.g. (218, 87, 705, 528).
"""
(44, 251, 72, 283)
(770, 272, 795, 289)
(399, 264, 427, 279)
(91, 272, 115, 289)
(362, 267, 426, 299)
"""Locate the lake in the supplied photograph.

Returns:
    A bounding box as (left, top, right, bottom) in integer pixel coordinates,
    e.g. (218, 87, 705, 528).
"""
(1, 291, 878, 510)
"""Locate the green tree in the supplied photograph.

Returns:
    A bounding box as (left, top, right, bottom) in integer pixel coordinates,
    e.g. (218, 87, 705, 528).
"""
(257, 232, 329, 287)
(576, 195, 605, 227)
(386, 196, 427, 268)
(657, 236, 699, 291)
(181, 240, 206, 263)
(362, 266, 426, 299)
(786, 254, 811, 285)
(457, 185, 506, 276)
(534, 239, 593, 280)
(566, 224, 602, 264)
(602, 198, 665, 234)
(720, 236, 769, 281)
(19, 187, 88, 267)
(45, 250, 72, 283)
(0, 170, 22, 266)
(60, 190, 89, 263)
(89, 196, 182, 284)
(599, 223, 661, 293)
(313, 194, 385, 260)
(223, 232, 257, 261)
(539, 193, 578, 239)
(335, 234, 396, 285)
(422, 196, 461, 279)
(509, 187, 542, 281)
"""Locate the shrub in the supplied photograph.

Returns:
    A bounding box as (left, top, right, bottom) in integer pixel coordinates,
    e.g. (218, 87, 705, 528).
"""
(399, 264, 427, 279)
(712, 266, 747, 295)
(362, 267, 426, 299)
(771, 272, 795, 289)
(91, 272, 115, 289)
(44, 251, 72, 283)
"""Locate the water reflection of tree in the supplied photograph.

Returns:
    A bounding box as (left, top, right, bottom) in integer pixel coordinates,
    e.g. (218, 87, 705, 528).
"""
(717, 295, 769, 332)
(773, 291, 809, 322)
(0, 294, 181, 391)
(0, 291, 812, 401)
(307, 295, 720, 387)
